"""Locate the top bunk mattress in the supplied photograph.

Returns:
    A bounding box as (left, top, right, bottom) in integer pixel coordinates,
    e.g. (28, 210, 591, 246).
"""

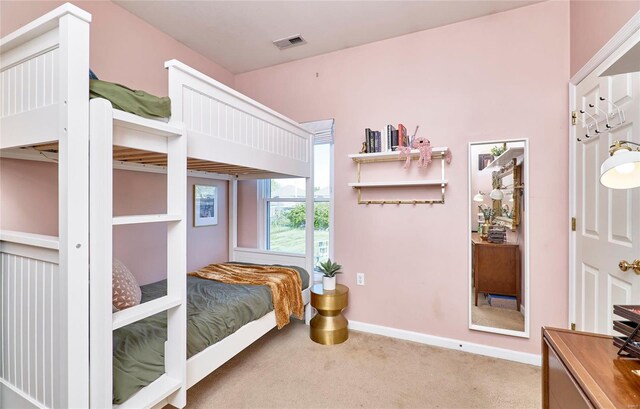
(113, 265, 309, 404)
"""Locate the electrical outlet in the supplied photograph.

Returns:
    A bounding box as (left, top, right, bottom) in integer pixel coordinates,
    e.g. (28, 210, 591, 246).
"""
(356, 273, 365, 286)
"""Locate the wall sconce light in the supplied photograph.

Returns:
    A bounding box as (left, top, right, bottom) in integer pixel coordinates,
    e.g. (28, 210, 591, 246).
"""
(489, 188, 504, 201)
(600, 140, 640, 189)
(473, 191, 487, 202)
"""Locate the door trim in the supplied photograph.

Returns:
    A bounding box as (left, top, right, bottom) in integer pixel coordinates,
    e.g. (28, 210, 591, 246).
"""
(570, 11, 640, 86)
(568, 10, 640, 329)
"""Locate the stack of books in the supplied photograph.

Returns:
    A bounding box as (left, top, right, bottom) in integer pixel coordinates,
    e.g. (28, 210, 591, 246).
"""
(363, 124, 410, 153)
(487, 226, 507, 244)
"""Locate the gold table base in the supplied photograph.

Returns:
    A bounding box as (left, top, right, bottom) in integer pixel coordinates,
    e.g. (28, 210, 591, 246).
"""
(310, 284, 349, 345)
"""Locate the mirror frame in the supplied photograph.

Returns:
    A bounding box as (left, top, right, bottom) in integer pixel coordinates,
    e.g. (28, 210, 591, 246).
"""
(467, 139, 530, 338)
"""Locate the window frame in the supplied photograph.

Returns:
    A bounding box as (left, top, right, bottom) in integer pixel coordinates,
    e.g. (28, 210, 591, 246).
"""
(258, 138, 334, 264)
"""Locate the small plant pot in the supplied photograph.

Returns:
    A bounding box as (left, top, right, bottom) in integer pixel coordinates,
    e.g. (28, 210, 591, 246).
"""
(323, 276, 336, 291)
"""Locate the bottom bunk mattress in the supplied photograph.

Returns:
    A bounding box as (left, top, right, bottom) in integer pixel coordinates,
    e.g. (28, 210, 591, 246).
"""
(113, 265, 309, 404)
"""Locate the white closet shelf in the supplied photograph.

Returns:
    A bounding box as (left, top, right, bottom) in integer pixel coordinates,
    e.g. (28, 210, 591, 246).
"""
(349, 147, 449, 162)
(114, 374, 182, 409)
(113, 295, 182, 330)
(112, 108, 182, 137)
(349, 180, 448, 188)
(112, 214, 181, 225)
(484, 147, 524, 170)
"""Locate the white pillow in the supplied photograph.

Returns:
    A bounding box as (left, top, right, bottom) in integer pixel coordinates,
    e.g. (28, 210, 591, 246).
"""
(112, 258, 142, 312)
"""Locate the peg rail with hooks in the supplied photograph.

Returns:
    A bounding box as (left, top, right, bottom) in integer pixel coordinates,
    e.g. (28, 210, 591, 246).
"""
(574, 96, 626, 142)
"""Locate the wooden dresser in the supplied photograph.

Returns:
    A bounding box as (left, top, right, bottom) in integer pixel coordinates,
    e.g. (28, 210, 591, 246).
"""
(542, 327, 640, 408)
(471, 233, 520, 310)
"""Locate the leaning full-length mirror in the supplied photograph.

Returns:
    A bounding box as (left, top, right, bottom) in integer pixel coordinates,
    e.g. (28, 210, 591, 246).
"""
(468, 140, 529, 337)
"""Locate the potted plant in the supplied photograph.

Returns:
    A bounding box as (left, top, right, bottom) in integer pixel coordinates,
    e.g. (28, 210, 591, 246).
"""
(490, 145, 506, 158)
(478, 204, 495, 241)
(318, 259, 342, 290)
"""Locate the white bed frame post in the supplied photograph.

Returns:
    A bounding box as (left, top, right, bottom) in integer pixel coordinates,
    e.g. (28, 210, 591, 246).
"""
(89, 98, 114, 408)
(229, 179, 238, 260)
(57, 9, 91, 409)
(305, 134, 315, 323)
(165, 122, 187, 408)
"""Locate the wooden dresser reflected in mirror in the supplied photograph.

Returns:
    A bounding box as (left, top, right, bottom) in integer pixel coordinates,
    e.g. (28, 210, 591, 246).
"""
(472, 233, 521, 311)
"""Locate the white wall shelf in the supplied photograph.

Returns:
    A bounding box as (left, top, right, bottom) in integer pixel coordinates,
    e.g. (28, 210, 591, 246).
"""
(348, 147, 452, 205)
(483, 147, 524, 170)
(348, 179, 448, 188)
(349, 147, 449, 163)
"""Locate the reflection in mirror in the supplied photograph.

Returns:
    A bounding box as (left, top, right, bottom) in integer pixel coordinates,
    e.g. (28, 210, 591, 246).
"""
(469, 140, 528, 337)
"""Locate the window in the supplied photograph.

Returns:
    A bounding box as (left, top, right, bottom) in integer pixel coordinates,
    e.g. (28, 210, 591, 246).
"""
(260, 120, 333, 267)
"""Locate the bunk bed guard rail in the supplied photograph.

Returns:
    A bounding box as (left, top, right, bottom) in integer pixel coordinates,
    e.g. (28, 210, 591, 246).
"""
(0, 232, 63, 408)
(165, 60, 312, 179)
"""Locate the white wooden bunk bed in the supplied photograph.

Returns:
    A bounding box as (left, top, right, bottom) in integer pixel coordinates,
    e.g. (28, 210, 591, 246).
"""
(0, 4, 314, 409)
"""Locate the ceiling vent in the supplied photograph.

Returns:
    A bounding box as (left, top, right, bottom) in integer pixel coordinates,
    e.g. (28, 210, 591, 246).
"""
(273, 34, 307, 50)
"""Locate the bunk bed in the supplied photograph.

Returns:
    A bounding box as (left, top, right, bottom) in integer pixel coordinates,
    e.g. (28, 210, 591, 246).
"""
(0, 4, 314, 409)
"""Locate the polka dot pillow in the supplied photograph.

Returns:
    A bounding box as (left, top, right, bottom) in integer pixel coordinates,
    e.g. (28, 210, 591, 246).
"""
(112, 259, 141, 312)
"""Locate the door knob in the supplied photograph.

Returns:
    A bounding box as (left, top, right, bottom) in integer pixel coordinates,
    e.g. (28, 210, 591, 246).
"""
(619, 259, 640, 274)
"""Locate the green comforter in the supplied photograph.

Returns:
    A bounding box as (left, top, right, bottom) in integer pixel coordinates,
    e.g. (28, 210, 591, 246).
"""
(113, 266, 308, 404)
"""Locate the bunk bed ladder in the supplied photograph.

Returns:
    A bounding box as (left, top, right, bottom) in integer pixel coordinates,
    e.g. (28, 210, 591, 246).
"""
(89, 98, 187, 409)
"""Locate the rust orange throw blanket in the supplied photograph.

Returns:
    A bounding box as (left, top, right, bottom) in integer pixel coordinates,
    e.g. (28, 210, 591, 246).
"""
(189, 263, 303, 329)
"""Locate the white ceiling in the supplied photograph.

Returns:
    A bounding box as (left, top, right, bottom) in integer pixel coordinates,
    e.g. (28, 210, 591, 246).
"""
(115, 1, 542, 74)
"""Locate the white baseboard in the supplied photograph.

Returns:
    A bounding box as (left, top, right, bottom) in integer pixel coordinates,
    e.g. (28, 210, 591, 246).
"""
(348, 320, 541, 367)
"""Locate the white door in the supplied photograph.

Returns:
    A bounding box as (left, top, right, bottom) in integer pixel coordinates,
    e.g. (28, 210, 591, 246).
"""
(574, 67, 640, 334)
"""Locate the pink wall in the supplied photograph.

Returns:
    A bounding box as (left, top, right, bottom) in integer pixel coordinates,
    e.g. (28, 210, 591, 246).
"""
(0, 0, 234, 283)
(235, 1, 570, 354)
(113, 174, 228, 285)
(237, 180, 258, 248)
(0, 1, 234, 94)
(570, 0, 640, 76)
(0, 159, 59, 236)
(185, 178, 228, 278)
(0, 159, 228, 285)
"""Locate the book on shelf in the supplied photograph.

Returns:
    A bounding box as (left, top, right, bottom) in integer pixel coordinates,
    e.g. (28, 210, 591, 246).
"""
(386, 124, 397, 151)
(363, 124, 411, 153)
(365, 128, 371, 153)
(368, 130, 376, 153)
(397, 124, 408, 148)
(380, 128, 387, 152)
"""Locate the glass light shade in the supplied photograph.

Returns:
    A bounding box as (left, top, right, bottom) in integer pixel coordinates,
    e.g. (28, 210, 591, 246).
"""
(600, 149, 640, 189)
(473, 192, 484, 202)
(489, 188, 504, 200)
(509, 195, 514, 203)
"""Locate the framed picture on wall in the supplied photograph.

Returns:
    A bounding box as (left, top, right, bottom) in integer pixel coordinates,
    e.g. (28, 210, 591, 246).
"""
(194, 185, 218, 227)
(478, 154, 493, 171)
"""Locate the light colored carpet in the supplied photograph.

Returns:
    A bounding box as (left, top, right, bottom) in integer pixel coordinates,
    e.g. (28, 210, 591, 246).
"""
(182, 321, 540, 409)
(472, 292, 525, 332)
